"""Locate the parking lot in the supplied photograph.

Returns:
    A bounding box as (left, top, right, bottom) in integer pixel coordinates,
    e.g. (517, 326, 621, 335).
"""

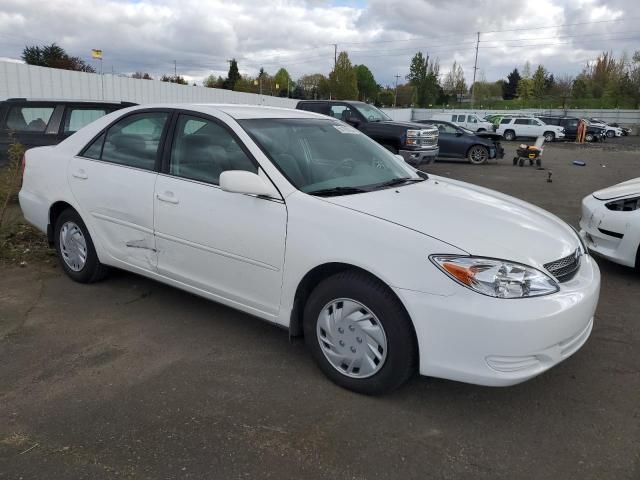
(1, 139, 639, 479)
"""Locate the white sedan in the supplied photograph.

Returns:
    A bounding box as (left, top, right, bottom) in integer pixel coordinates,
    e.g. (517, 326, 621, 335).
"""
(19, 104, 600, 394)
(580, 178, 640, 267)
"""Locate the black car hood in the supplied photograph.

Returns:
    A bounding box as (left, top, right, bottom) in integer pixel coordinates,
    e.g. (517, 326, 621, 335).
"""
(474, 131, 502, 141)
(379, 120, 438, 131)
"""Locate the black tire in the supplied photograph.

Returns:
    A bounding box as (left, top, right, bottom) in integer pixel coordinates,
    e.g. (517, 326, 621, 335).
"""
(585, 133, 594, 142)
(543, 131, 555, 142)
(54, 208, 109, 283)
(303, 270, 417, 395)
(477, 128, 486, 132)
(503, 130, 516, 141)
(536, 158, 542, 167)
(606, 130, 615, 138)
(512, 157, 518, 166)
(519, 158, 524, 167)
(467, 145, 489, 165)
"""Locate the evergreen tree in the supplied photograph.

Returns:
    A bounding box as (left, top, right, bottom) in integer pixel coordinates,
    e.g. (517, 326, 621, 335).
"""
(354, 64, 378, 102)
(224, 58, 241, 90)
(328, 52, 358, 100)
(503, 68, 521, 99)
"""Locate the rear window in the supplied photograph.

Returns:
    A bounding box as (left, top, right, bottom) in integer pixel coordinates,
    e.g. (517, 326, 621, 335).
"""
(500, 118, 512, 124)
(298, 103, 329, 115)
(64, 108, 108, 133)
(5, 106, 54, 132)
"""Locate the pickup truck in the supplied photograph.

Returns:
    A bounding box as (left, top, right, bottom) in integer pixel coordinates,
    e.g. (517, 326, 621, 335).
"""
(296, 100, 439, 165)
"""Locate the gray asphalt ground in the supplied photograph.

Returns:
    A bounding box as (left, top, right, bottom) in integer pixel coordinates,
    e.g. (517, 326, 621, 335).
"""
(1, 137, 639, 479)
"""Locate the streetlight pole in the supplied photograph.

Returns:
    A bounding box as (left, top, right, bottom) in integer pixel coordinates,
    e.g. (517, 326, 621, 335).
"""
(394, 74, 401, 107)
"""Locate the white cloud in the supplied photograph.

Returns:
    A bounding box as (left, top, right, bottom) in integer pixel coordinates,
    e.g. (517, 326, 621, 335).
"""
(0, 0, 636, 87)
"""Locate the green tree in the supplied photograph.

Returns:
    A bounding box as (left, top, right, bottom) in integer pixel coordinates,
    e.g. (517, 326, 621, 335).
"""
(21, 43, 95, 72)
(407, 52, 440, 107)
(273, 68, 292, 96)
(503, 68, 521, 99)
(203, 74, 225, 88)
(532, 65, 547, 100)
(516, 62, 533, 102)
(378, 88, 394, 106)
(328, 51, 358, 100)
(224, 58, 241, 90)
(442, 61, 466, 103)
(298, 73, 328, 99)
(131, 72, 153, 80)
(354, 64, 378, 102)
(160, 75, 188, 85)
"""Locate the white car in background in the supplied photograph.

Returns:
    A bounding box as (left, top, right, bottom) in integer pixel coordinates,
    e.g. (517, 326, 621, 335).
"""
(19, 104, 600, 394)
(580, 178, 640, 267)
(430, 112, 494, 132)
(588, 118, 623, 138)
(497, 116, 566, 142)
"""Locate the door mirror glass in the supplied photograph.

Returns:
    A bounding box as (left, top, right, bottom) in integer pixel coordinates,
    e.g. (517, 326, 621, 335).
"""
(219, 170, 280, 198)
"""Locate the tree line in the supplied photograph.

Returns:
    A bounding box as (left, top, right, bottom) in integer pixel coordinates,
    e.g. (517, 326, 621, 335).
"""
(20, 43, 640, 108)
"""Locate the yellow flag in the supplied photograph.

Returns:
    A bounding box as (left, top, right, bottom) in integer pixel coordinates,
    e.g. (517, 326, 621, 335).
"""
(91, 49, 103, 60)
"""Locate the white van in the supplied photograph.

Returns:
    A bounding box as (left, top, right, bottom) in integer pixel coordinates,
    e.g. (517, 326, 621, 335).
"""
(431, 113, 493, 132)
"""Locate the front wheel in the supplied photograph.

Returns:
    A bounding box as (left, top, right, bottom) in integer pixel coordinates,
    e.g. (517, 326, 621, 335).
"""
(606, 130, 615, 138)
(503, 130, 515, 141)
(468, 145, 489, 164)
(543, 131, 555, 142)
(303, 271, 417, 395)
(585, 133, 595, 142)
(54, 209, 109, 283)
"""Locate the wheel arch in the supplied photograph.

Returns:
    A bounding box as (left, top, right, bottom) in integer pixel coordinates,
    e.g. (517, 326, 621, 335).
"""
(288, 262, 416, 345)
(466, 143, 490, 157)
(48, 200, 76, 245)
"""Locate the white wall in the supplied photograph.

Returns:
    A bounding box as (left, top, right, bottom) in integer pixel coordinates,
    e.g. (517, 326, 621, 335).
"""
(0, 61, 298, 108)
(380, 108, 412, 122)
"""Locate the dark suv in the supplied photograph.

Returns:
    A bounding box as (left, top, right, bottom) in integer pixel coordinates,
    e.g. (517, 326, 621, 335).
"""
(296, 100, 439, 165)
(536, 116, 606, 142)
(0, 98, 135, 165)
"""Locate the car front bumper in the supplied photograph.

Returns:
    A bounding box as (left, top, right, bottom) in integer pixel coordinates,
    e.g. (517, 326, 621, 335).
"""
(579, 194, 639, 267)
(399, 147, 439, 166)
(393, 254, 600, 386)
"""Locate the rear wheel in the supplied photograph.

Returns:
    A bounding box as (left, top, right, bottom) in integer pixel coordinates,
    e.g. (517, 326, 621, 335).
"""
(303, 271, 416, 395)
(503, 130, 516, 141)
(54, 209, 108, 283)
(543, 131, 555, 142)
(468, 145, 489, 164)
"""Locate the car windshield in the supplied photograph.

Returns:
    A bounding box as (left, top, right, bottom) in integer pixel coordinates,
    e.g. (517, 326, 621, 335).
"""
(239, 118, 420, 195)
(353, 103, 391, 122)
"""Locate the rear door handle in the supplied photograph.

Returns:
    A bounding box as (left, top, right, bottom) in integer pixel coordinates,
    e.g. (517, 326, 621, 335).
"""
(72, 170, 88, 180)
(156, 192, 179, 204)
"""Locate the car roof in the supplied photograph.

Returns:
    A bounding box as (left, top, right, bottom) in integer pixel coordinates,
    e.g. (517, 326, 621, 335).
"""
(2, 98, 136, 106)
(129, 103, 326, 120)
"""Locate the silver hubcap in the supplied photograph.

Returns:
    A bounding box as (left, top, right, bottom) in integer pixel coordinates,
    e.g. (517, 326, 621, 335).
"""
(316, 298, 388, 379)
(470, 147, 488, 163)
(545, 133, 553, 141)
(59, 221, 87, 272)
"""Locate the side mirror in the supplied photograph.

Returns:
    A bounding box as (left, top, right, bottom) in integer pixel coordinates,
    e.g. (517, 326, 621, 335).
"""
(344, 114, 361, 127)
(394, 154, 406, 163)
(456, 131, 463, 136)
(219, 171, 280, 199)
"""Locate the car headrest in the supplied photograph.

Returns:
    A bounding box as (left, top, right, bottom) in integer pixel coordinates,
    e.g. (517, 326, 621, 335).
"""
(110, 134, 146, 153)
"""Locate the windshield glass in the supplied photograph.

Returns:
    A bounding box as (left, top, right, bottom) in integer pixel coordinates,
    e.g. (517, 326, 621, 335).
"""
(239, 118, 419, 194)
(353, 103, 391, 122)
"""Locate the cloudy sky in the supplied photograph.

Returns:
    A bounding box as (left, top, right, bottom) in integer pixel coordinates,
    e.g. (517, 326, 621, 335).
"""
(0, 0, 638, 86)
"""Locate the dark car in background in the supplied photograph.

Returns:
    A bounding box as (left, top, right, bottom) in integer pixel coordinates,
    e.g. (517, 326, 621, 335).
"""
(416, 119, 504, 164)
(0, 98, 135, 165)
(536, 116, 606, 143)
(296, 100, 439, 165)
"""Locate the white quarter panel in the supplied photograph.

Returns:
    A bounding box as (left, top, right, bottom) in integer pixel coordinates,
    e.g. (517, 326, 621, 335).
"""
(67, 158, 158, 270)
(154, 175, 287, 318)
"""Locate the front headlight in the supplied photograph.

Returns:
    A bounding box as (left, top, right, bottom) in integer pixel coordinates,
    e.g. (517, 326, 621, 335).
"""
(605, 197, 640, 211)
(430, 255, 559, 299)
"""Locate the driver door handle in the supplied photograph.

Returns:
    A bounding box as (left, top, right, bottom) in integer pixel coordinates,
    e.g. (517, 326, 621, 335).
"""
(72, 169, 88, 180)
(156, 192, 179, 204)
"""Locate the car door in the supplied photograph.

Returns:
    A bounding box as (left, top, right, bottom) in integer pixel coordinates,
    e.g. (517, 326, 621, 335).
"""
(68, 110, 170, 271)
(153, 112, 287, 318)
(513, 118, 530, 137)
(430, 122, 459, 157)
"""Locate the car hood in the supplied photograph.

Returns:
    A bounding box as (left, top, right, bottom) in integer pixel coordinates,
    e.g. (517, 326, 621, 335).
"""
(380, 120, 438, 132)
(593, 177, 640, 200)
(474, 131, 502, 141)
(321, 176, 579, 269)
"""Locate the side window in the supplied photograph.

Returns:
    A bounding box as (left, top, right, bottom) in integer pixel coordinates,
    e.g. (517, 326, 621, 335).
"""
(500, 118, 512, 124)
(5, 106, 54, 132)
(437, 122, 458, 134)
(467, 115, 477, 123)
(99, 112, 168, 170)
(83, 133, 105, 160)
(299, 103, 328, 115)
(169, 115, 257, 185)
(329, 105, 357, 121)
(64, 108, 108, 133)
(514, 119, 529, 125)
(451, 115, 457, 122)
(567, 119, 578, 128)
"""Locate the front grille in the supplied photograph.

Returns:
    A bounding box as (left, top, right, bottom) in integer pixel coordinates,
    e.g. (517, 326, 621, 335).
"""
(418, 136, 438, 147)
(544, 249, 581, 282)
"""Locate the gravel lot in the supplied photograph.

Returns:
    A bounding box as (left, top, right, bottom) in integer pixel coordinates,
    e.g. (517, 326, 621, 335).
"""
(1, 138, 639, 479)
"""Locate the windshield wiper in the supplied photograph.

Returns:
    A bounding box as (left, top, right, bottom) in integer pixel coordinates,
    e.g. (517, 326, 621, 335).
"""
(372, 177, 425, 189)
(307, 186, 369, 197)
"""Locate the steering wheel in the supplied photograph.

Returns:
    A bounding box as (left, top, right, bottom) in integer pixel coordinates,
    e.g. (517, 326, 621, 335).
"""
(326, 158, 356, 177)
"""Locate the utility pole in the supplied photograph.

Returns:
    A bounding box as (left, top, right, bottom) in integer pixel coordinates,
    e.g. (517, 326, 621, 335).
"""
(173, 60, 177, 78)
(394, 74, 401, 108)
(333, 44, 337, 68)
(471, 31, 480, 107)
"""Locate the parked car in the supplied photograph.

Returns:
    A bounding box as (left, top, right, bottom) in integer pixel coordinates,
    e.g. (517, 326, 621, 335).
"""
(0, 98, 135, 165)
(588, 118, 623, 138)
(429, 112, 493, 132)
(580, 178, 640, 268)
(608, 122, 632, 136)
(536, 116, 606, 142)
(20, 104, 600, 394)
(296, 100, 439, 165)
(496, 116, 565, 142)
(416, 119, 504, 164)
